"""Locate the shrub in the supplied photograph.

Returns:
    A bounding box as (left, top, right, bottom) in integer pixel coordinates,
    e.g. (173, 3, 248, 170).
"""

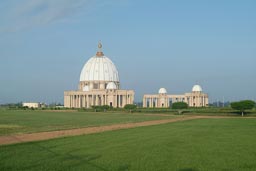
(124, 104, 137, 113)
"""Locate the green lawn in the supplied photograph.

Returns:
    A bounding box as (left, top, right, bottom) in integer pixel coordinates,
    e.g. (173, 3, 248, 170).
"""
(1, 118, 256, 171)
(0, 110, 176, 135)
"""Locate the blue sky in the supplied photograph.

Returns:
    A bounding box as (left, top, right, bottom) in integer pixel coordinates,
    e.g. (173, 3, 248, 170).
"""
(0, 0, 255, 104)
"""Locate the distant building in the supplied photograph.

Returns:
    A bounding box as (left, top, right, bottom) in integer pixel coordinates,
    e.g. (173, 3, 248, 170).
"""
(22, 102, 40, 108)
(143, 85, 209, 108)
(64, 43, 135, 108)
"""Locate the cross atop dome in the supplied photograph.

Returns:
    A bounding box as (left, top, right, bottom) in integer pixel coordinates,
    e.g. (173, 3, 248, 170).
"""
(98, 42, 102, 49)
(96, 41, 104, 57)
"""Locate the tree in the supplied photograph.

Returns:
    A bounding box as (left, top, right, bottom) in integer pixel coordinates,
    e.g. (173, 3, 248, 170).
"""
(124, 104, 137, 113)
(172, 102, 188, 114)
(231, 100, 255, 116)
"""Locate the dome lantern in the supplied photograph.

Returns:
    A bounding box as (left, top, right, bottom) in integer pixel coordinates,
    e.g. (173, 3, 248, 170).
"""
(96, 41, 104, 57)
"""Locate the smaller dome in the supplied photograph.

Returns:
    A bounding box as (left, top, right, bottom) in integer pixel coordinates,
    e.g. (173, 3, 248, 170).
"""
(83, 85, 90, 92)
(106, 82, 117, 90)
(159, 88, 167, 94)
(192, 85, 203, 92)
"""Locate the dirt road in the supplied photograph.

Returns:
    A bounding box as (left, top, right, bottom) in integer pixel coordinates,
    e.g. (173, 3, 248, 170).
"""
(0, 115, 251, 146)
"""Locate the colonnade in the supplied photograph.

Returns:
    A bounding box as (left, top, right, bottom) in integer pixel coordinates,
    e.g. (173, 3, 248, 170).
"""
(64, 92, 134, 108)
(143, 96, 170, 108)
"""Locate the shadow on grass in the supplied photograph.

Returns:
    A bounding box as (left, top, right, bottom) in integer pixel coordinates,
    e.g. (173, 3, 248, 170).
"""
(11, 141, 110, 171)
(118, 164, 130, 171)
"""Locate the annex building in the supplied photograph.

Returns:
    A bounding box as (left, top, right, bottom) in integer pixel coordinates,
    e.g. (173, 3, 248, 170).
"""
(143, 85, 209, 108)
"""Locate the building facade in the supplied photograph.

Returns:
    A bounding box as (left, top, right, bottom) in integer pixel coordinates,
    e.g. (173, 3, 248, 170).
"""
(64, 43, 135, 108)
(143, 85, 209, 108)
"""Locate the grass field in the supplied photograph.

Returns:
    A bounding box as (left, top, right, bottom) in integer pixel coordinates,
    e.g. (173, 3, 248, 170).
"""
(0, 110, 177, 135)
(1, 118, 256, 171)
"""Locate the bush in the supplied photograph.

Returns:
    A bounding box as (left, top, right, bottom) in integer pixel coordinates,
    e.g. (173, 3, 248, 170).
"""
(124, 104, 137, 113)
(91, 105, 112, 112)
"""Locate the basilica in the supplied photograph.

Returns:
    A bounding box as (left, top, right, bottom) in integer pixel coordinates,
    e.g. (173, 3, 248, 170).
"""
(64, 43, 209, 108)
(64, 43, 134, 108)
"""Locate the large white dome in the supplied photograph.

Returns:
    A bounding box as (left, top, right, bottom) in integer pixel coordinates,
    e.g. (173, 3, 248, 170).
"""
(80, 43, 119, 82)
(192, 85, 203, 92)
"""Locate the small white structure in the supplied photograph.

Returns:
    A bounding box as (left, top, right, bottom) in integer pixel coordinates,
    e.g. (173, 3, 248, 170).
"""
(22, 102, 40, 108)
(106, 82, 118, 90)
(143, 85, 209, 108)
(192, 85, 203, 92)
(158, 88, 167, 94)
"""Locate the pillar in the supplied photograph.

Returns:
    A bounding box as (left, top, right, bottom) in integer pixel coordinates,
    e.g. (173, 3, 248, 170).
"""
(86, 95, 90, 108)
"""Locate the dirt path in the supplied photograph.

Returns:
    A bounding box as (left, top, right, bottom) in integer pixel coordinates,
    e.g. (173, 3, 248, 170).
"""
(0, 115, 253, 146)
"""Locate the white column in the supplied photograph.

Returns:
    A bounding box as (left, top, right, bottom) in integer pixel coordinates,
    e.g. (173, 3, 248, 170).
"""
(86, 95, 89, 108)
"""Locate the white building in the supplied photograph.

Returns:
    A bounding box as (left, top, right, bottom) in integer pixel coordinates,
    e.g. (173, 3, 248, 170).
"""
(143, 85, 209, 108)
(64, 43, 135, 108)
(22, 102, 40, 108)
